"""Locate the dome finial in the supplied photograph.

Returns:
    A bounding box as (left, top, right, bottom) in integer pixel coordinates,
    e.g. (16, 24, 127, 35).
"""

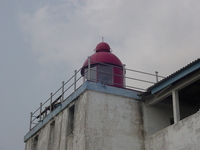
(102, 37, 104, 42)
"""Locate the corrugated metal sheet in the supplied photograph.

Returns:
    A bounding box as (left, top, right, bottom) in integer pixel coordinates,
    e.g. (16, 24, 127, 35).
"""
(147, 58, 200, 94)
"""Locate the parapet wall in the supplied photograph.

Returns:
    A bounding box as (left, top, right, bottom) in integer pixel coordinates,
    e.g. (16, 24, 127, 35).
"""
(145, 111, 200, 150)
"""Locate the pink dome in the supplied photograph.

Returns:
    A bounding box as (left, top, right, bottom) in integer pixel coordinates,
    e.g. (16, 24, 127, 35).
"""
(80, 42, 124, 88)
(81, 42, 122, 75)
(95, 42, 111, 52)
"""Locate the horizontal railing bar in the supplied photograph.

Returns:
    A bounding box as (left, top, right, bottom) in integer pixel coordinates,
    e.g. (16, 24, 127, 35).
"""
(126, 76, 155, 84)
(64, 82, 75, 93)
(51, 86, 62, 98)
(76, 76, 82, 83)
(125, 85, 146, 91)
(76, 67, 82, 73)
(64, 73, 76, 86)
(126, 68, 165, 78)
(42, 98, 51, 107)
(32, 107, 41, 115)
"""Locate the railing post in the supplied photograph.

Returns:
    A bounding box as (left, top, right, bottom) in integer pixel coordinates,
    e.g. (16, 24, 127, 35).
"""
(123, 64, 126, 87)
(155, 71, 159, 83)
(29, 112, 32, 131)
(50, 93, 53, 112)
(88, 57, 91, 80)
(74, 70, 77, 91)
(39, 102, 42, 121)
(61, 81, 64, 103)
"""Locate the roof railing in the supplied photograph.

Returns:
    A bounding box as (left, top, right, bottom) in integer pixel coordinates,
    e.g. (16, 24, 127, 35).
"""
(28, 58, 165, 131)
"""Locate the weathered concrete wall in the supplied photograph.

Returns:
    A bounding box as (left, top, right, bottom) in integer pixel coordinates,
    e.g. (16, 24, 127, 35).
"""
(25, 88, 144, 150)
(143, 102, 173, 136)
(24, 91, 88, 150)
(145, 111, 200, 150)
(24, 110, 68, 150)
(85, 90, 144, 150)
(143, 101, 198, 136)
(72, 90, 87, 150)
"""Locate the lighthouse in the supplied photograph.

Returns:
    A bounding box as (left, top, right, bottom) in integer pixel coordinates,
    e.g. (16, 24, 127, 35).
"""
(24, 40, 200, 150)
(81, 42, 125, 87)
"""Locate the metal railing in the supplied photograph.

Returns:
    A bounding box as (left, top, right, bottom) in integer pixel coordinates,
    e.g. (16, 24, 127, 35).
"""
(29, 58, 165, 131)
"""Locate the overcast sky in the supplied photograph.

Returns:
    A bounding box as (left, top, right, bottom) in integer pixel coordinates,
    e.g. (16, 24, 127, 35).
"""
(0, 0, 200, 149)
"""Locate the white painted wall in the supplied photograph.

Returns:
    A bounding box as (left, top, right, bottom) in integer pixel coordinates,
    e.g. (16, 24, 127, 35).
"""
(143, 102, 173, 136)
(85, 90, 144, 150)
(24, 91, 88, 150)
(24, 89, 144, 150)
(143, 100, 199, 136)
(145, 111, 200, 150)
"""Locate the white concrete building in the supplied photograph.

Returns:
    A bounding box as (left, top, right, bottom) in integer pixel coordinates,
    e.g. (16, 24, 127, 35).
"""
(24, 42, 200, 150)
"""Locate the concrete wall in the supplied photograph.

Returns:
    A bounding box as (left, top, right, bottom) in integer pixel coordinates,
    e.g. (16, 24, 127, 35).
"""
(85, 90, 144, 150)
(143, 102, 173, 136)
(145, 111, 200, 150)
(25, 89, 144, 150)
(143, 101, 198, 136)
(25, 91, 88, 150)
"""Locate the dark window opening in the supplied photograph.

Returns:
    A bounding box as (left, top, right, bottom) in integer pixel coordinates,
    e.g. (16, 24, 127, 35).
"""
(67, 105, 75, 136)
(32, 135, 38, 150)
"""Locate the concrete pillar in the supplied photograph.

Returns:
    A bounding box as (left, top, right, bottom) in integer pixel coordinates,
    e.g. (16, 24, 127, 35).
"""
(172, 90, 180, 123)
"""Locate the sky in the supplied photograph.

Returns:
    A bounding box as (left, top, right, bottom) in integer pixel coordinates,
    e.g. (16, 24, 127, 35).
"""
(0, 0, 200, 149)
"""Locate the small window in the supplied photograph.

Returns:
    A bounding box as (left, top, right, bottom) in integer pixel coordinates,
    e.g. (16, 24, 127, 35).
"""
(98, 65, 113, 84)
(67, 105, 75, 136)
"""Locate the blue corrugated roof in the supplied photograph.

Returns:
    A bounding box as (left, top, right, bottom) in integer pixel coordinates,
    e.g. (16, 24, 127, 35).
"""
(147, 58, 200, 94)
